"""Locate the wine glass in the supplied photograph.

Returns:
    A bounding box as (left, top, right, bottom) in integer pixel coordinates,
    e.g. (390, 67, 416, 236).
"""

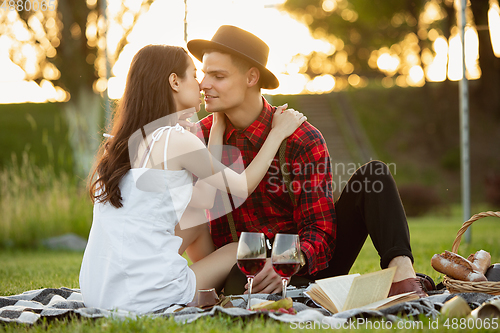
(271, 233, 301, 299)
(236, 232, 266, 309)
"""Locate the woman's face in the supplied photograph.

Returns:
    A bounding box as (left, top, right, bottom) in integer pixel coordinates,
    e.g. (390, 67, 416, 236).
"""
(174, 57, 202, 112)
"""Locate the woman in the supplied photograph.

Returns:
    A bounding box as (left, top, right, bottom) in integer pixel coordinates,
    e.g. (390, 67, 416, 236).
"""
(79, 45, 306, 314)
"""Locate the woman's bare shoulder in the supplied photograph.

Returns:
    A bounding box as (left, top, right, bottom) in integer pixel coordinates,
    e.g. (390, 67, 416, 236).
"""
(143, 127, 207, 169)
(168, 128, 206, 150)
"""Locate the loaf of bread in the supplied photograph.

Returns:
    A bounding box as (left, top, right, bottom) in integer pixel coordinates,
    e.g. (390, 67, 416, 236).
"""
(431, 250, 487, 282)
(466, 250, 491, 274)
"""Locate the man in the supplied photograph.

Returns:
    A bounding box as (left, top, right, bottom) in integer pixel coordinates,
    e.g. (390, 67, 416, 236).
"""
(187, 25, 428, 297)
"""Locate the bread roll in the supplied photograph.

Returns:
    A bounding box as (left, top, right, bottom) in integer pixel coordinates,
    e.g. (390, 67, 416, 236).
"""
(431, 250, 487, 282)
(467, 250, 491, 274)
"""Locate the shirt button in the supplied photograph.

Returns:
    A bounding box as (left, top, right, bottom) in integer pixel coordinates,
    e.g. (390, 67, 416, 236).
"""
(267, 228, 272, 233)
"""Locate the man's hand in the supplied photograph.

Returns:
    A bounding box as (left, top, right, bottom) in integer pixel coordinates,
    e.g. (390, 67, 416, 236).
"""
(244, 258, 282, 294)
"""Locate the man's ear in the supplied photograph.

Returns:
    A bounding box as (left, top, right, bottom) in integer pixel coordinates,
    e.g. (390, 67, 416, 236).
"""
(247, 67, 260, 88)
(169, 73, 180, 92)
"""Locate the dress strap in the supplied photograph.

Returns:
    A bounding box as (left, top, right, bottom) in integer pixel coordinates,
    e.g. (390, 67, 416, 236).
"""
(141, 124, 185, 169)
(141, 126, 169, 169)
(163, 123, 185, 170)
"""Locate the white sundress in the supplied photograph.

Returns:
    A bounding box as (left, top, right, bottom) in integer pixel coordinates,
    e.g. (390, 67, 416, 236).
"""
(79, 124, 196, 314)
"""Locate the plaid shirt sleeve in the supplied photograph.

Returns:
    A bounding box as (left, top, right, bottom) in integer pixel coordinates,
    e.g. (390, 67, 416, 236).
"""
(287, 125, 336, 276)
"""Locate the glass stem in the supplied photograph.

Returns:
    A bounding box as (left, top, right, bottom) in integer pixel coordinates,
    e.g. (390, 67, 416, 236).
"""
(247, 277, 254, 310)
(282, 278, 288, 299)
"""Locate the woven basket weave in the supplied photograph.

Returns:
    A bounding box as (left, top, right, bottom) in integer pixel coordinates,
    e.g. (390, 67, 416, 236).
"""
(442, 211, 500, 295)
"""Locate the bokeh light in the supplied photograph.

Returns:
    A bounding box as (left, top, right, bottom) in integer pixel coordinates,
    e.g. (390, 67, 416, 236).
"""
(447, 27, 481, 81)
(377, 52, 400, 76)
(0, 0, 495, 103)
(426, 36, 448, 82)
(447, 32, 463, 81)
(306, 74, 336, 93)
(408, 65, 425, 86)
(322, 0, 337, 13)
(489, 0, 500, 57)
(420, 0, 446, 25)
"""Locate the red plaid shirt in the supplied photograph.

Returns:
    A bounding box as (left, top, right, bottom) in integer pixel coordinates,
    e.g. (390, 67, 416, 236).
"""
(197, 98, 336, 275)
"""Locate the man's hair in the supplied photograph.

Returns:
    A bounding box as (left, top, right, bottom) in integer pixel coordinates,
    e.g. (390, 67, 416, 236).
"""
(203, 49, 262, 88)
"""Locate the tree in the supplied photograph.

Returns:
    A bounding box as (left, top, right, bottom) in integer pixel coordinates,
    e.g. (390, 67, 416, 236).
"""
(1, 0, 154, 176)
(283, 0, 500, 113)
(284, 0, 426, 77)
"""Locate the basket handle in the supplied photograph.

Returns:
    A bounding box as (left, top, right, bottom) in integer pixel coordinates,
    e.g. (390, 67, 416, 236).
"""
(451, 211, 500, 253)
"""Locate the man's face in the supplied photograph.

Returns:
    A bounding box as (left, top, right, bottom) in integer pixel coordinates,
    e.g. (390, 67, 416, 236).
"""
(199, 52, 248, 113)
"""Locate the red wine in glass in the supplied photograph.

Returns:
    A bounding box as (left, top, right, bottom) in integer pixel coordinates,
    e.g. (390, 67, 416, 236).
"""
(271, 234, 301, 298)
(272, 262, 300, 278)
(236, 232, 266, 309)
(237, 258, 266, 277)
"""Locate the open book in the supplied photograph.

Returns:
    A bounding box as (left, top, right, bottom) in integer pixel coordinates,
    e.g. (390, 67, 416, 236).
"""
(304, 267, 419, 314)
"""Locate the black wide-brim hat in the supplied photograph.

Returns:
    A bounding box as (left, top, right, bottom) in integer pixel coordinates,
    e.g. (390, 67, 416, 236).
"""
(187, 25, 279, 89)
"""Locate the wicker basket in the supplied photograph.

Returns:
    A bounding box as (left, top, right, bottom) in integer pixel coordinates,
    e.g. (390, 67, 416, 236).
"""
(442, 211, 500, 295)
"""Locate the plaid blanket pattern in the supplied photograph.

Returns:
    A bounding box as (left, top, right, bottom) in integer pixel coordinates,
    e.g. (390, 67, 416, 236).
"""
(0, 287, 341, 325)
(3, 287, 497, 326)
(0, 288, 136, 324)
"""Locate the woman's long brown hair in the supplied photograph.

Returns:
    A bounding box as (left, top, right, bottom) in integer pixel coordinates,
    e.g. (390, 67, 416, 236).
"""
(89, 45, 190, 208)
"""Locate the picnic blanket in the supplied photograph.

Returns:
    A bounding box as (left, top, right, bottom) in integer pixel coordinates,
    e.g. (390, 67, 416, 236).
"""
(1, 287, 498, 325)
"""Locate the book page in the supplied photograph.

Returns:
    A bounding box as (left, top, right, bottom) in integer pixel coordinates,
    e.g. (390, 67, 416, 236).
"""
(315, 274, 360, 313)
(304, 284, 339, 313)
(342, 267, 396, 311)
(360, 291, 419, 311)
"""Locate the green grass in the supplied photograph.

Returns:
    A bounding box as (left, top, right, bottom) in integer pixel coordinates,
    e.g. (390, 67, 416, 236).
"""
(1, 212, 499, 332)
(0, 103, 73, 174)
(0, 313, 295, 333)
(1, 315, 498, 333)
(0, 154, 92, 248)
(1, 95, 499, 331)
(352, 208, 500, 285)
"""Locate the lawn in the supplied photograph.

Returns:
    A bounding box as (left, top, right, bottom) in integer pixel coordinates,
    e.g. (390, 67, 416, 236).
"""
(1, 211, 499, 332)
(1, 98, 499, 331)
(0, 103, 73, 174)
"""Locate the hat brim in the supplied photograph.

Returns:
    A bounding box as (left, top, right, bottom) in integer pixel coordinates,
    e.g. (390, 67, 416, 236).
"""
(187, 39, 279, 89)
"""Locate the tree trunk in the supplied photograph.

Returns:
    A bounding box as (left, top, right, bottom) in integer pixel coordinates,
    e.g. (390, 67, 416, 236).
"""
(62, 89, 103, 178)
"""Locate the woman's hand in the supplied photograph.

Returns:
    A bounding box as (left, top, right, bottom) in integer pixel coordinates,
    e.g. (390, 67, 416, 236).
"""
(177, 108, 196, 132)
(271, 104, 307, 140)
(212, 112, 226, 134)
(207, 112, 225, 160)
